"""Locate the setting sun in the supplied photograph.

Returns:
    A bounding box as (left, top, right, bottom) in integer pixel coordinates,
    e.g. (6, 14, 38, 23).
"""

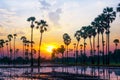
(46, 45, 55, 53)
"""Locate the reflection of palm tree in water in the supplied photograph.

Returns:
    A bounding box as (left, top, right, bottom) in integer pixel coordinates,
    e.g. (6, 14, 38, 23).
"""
(81, 66, 86, 76)
(90, 67, 95, 76)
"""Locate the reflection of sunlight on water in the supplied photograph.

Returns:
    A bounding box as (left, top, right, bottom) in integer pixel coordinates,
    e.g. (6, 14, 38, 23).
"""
(0, 65, 119, 80)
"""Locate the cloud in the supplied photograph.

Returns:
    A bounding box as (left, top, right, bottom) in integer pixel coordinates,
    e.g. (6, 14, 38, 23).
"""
(0, 8, 16, 26)
(48, 8, 62, 25)
(38, 0, 63, 26)
(39, 0, 51, 10)
(0, 8, 15, 15)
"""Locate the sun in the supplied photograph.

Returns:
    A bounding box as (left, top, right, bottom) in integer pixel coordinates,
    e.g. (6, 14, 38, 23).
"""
(46, 45, 55, 53)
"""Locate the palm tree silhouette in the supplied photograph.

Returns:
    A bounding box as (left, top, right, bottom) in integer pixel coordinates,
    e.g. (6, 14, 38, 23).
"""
(51, 49, 57, 62)
(86, 25, 95, 65)
(80, 26, 87, 65)
(97, 14, 106, 65)
(21, 36, 26, 59)
(73, 43, 76, 63)
(63, 33, 71, 63)
(57, 45, 65, 64)
(101, 30, 105, 65)
(27, 17, 36, 67)
(117, 3, 120, 16)
(35, 20, 48, 69)
(13, 34, 17, 60)
(7, 34, 13, 60)
(5, 40, 9, 58)
(74, 30, 81, 64)
(90, 24, 97, 65)
(113, 39, 119, 50)
(26, 40, 30, 60)
(0, 39, 5, 58)
(92, 17, 102, 65)
(15, 49, 19, 59)
(80, 44, 83, 64)
(113, 39, 119, 64)
(102, 7, 116, 65)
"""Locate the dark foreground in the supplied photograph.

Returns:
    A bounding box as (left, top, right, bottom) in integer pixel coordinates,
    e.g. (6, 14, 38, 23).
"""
(0, 64, 119, 80)
(22, 71, 102, 80)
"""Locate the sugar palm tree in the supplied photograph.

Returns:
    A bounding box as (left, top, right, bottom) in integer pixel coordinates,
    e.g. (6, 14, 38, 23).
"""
(101, 29, 105, 65)
(0, 39, 5, 58)
(7, 34, 13, 60)
(51, 49, 57, 62)
(15, 49, 19, 59)
(102, 7, 116, 65)
(5, 40, 9, 58)
(113, 39, 119, 50)
(80, 26, 87, 65)
(21, 36, 26, 59)
(35, 20, 48, 68)
(92, 13, 108, 65)
(74, 30, 81, 64)
(86, 25, 95, 64)
(26, 40, 30, 60)
(92, 17, 102, 65)
(117, 3, 120, 16)
(73, 43, 76, 63)
(27, 16, 36, 67)
(113, 39, 119, 64)
(98, 14, 106, 65)
(63, 33, 71, 63)
(57, 45, 65, 64)
(90, 23, 97, 65)
(13, 34, 17, 60)
(80, 44, 83, 64)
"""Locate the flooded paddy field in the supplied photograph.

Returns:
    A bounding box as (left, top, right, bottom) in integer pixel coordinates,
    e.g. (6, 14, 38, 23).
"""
(0, 64, 119, 80)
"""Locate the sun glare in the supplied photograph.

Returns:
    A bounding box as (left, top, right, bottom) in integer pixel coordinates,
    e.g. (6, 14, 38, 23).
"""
(46, 45, 55, 53)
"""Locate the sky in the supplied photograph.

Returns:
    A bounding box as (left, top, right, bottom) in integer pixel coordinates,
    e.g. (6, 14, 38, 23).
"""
(0, 0, 120, 59)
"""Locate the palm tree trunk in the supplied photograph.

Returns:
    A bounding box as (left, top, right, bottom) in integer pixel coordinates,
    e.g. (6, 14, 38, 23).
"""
(93, 36, 95, 64)
(9, 41, 12, 65)
(27, 46, 29, 64)
(108, 30, 110, 65)
(6, 44, 9, 58)
(76, 41, 79, 65)
(83, 39, 86, 65)
(38, 33, 42, 72)
(25, 44, 27, 64)
(62, 53, 64, 64)
(80, 49, 83, 64)
(23, 43, 24, 60)
(74, 44, 76, 64)
(2, 47, 4, 58)
(106, 33, 108, 65)
(14, 36, 15, 61)
(0, 48, 1, 58)
(89, 37, 93, 64)
(65, 45, 67, 64)
(116, 45, 117, 50)
(67, 45, 68, 63)
(31, 28, 33, 67)
(97, 33, 100, 65)
(102, 33, 105, 65)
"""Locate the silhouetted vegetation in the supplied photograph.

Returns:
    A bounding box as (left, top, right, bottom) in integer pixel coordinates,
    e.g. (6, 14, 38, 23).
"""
(0, 3, 120, 68)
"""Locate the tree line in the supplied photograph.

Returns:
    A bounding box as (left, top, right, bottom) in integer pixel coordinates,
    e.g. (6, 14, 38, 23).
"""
(51, 3, 120, 66)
